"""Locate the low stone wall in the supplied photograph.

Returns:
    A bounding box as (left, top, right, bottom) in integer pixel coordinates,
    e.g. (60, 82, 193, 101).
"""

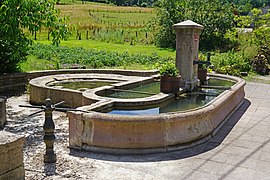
(0, 73, 28, 94)
(0, 97, 6, 128)
(0, 69, 158, 94)
(0, 131, 25, 180)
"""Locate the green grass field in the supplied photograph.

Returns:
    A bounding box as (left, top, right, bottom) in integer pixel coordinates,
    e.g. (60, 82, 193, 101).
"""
(22, 2, 169, 72)
(33, 2, 156, 44)
(38, 39, 174, 57)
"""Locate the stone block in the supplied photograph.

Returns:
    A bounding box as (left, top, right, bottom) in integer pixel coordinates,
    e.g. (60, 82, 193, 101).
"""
(0, 131, 25, 180)
(0, 97, 6, 128)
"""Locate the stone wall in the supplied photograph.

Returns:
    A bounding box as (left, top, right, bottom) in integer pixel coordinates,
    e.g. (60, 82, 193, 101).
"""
(0, 69, 159, 94)
(0, 131, 25, 180)
(0, 73, 28, 94)
(0, 97, 6, 128)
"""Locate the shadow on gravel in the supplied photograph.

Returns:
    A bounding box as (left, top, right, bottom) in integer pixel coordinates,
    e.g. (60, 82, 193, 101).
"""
(69, 99, 251, 163)
(44, 163, 57, 176)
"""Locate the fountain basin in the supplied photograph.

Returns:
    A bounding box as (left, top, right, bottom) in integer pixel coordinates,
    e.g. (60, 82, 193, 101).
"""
(67, 73, 245, 154)
(29, 70, 245, 154)
(29, 73, 157, 108)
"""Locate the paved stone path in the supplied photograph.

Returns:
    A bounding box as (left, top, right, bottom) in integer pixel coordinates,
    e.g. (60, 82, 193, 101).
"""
(83, 82, 270, 180)
(3, 82, 270, 179)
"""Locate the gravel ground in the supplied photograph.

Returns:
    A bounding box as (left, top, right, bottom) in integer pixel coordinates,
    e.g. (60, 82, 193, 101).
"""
(4, 94, 97, 179)
(3, 93, 178, 180)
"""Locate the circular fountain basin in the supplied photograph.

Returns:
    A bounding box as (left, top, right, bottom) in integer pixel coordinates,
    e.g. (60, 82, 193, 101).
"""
(29, 73, 156, 108)
(29, 71, 245, 154)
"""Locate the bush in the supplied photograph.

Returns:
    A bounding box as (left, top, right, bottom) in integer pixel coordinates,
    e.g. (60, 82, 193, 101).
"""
(155, 0, 234, 51)
(211, 50, 251, 76)
(0, 0, 68, 74)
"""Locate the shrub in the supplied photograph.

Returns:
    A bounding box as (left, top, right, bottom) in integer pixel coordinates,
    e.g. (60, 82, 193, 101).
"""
(211, 50, 251, 76)
(155, 0, 234, 51)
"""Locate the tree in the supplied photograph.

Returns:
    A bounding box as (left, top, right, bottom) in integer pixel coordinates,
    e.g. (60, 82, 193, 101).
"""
(0, 0, 68, 73)
(222, 0, 270, 15)
(155, 0, 235, 50)
(236, 8, 270, 45)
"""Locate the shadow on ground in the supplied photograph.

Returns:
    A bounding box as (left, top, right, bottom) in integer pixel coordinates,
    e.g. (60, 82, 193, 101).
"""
(69, 99, 251, 163)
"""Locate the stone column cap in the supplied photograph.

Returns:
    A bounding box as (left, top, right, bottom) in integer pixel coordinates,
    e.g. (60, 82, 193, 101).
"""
(173, 20, 203, 30)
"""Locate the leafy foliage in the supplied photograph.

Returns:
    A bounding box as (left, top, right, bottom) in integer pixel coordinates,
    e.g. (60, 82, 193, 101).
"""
(222, 0, 270, 15)
(251, 46, 270, 75)
(28, 43, 172, 69)
(0, 0, 69, 73)
(159, 62, 179, 77)
(211, 50, 251, 76)
(234, 8, 270, 46)
(155, 0, 235, 51)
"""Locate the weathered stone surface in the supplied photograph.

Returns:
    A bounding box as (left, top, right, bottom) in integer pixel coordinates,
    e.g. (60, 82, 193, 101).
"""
(0, 131, 25, 180)
(0, 165, 25, 180)
(68, 112, 83, 148)
(0, 73, 27, 94)
(173, 20, 204, 91)
(0, 97, 6, 128)
(68, 74, 245, 153)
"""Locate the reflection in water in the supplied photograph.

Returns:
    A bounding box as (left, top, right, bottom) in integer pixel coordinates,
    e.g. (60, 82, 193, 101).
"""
(207, 78, 235, 87)
(48, 80, 116, 91)
(108, 89, 220, 115)
(108, 77, 236, 115)
(108, 82, 160, 99)
(107, 78, 235, 99)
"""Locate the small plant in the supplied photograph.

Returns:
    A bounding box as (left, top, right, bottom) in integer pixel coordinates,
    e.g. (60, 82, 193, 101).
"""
(159, 62, 179, 77)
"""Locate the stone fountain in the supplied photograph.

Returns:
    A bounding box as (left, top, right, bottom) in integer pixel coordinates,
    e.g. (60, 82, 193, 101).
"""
(28, 20, 246, 154)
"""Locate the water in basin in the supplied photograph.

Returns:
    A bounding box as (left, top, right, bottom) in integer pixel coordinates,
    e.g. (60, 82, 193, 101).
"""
(207, 78, 235, 87)
(108, 89, 219, 115)
(107, 77, 236, 115)
(107, 81, 160, 99)
(107, 78, 235, 99)
(48, 80, 117, 91)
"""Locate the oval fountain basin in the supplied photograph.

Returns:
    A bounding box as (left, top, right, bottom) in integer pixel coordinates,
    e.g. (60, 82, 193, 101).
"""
(28, 70, 245, 154)
(29, 73, 154, 108)
(66, 73, 245, 154)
